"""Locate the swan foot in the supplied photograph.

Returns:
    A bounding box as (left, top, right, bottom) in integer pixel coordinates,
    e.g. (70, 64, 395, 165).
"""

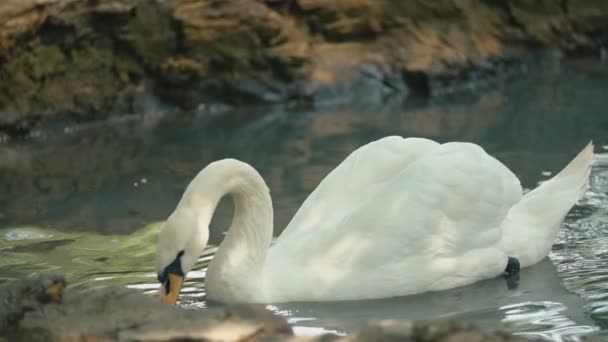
(503, 256, 520, 290)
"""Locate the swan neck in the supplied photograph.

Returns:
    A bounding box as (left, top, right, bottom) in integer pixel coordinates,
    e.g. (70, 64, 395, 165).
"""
(199, 160, 273, 302)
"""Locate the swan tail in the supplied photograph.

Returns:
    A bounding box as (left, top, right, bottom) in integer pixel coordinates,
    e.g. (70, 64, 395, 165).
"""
(501, 142, 593, 267)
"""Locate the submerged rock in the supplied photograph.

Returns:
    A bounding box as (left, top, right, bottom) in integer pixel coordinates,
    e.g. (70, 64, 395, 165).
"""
(0, 274, 534, 342)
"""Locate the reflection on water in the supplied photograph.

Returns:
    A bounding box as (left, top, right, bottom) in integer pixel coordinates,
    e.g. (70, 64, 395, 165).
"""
(0, 60, 608, 340)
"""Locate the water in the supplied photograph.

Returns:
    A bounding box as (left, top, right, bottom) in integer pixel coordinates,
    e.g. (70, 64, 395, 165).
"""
(1, 58, 608, 341)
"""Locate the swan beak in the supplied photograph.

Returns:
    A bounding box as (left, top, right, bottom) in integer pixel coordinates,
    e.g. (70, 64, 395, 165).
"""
(162, 273, 184, 305)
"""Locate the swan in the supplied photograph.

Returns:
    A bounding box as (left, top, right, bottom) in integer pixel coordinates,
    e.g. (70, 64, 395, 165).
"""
(155, 137, 593, 305)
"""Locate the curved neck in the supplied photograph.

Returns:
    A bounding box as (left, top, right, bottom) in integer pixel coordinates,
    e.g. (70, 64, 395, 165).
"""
(184, 159, 273, 303)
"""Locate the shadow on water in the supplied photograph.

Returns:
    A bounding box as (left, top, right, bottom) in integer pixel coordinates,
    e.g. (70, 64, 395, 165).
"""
(0, 59, 607, 340)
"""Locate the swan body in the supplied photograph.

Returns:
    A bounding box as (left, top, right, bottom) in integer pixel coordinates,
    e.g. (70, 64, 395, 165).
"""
(156, 137, 593, 304)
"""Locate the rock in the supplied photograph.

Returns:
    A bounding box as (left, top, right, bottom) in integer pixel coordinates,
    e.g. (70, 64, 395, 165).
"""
(0, 273, 65, 332)
(0, 274, 534, 342)
(0, 274, 293, 341)
(343, 320, 525, 342)
(1, 0, 608, 135)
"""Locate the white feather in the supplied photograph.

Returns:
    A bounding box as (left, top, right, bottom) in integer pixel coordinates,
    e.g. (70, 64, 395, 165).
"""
(156, 137, 593, 303)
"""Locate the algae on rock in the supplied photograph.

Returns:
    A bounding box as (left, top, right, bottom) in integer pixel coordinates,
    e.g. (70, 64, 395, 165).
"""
(1, 0, 608, 135)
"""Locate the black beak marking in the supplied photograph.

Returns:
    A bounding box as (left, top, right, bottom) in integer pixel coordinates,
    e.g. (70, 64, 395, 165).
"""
(158, 250, 185, 294)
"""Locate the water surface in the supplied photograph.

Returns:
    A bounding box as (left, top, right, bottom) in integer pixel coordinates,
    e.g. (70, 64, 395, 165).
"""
(1, 59, 607, 341)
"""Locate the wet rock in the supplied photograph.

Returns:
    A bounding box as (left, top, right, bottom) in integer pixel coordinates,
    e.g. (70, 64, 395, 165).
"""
(0, 273, 66, 332)
(0, 274, 535, 342)
(0, 274, 293, 341)
(1, 0, 608, 135)
(343, 320, 525, 342)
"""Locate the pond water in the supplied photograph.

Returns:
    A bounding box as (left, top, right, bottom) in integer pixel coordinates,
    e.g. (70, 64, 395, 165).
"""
(1, 58, 608, 341)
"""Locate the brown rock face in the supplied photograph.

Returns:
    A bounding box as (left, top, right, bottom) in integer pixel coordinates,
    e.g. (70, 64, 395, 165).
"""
(0, 0, 607, 134)
(0, 0, 148, 132)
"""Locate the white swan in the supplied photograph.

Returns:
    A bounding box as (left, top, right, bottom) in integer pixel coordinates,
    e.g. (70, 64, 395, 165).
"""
(155, 137, 593, 304)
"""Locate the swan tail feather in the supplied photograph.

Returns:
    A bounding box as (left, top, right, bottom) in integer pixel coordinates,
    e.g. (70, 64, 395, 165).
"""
(501, 142, 593, 267)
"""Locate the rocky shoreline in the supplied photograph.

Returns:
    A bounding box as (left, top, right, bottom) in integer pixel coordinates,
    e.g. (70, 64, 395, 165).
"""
(1, 0, 608, 136)
(0, 274, 530, 341)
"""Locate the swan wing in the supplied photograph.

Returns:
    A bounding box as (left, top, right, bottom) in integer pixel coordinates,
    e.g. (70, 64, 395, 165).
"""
(267, 141, 523, 301)
(277, 136, 440, 241)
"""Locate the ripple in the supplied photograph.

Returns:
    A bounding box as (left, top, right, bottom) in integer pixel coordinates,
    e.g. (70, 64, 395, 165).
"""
(552, 245, 608, 328)
(501, 301, 598, 341)
(3, 227, 54, 241)
(550, 164, 608, 339)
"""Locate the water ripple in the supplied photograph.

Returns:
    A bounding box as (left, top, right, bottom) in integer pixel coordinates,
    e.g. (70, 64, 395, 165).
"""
(501, 301, 598, 341)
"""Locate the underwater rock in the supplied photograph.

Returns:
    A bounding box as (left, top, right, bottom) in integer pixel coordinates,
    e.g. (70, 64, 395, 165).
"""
(1, 0, 608, 135)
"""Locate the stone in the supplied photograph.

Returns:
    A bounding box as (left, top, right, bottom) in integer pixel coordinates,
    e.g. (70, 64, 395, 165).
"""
(0, 274, 535, 342)
(343, 320, 525, 342)
(0, 274, 296, 341)
(0, 273, 66, 332)
(0, 274, 293, 341)
(1, 0, 608, 135)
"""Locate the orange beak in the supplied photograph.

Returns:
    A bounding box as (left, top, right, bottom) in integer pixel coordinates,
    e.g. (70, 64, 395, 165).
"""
(161, 273, 184, 305)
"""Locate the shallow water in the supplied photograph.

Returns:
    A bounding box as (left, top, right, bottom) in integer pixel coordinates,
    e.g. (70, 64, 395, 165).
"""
(1, 58, 608, 341)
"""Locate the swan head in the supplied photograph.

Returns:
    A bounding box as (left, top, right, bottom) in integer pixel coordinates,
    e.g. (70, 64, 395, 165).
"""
(156, 208, 209, 305)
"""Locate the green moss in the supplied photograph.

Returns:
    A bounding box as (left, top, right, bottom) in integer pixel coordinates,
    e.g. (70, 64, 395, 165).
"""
(30, 45, 66, 80)
(114, 51, 145, 79)
(10, 72, 38, 98)
(121, 1, 177, 69)
(71, 41, 114, 71)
